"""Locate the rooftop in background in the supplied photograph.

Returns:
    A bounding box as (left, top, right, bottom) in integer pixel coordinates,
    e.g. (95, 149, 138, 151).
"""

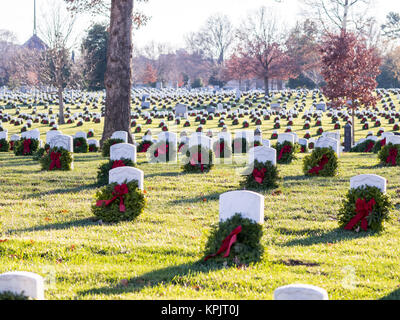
(23, 34, 47, 51)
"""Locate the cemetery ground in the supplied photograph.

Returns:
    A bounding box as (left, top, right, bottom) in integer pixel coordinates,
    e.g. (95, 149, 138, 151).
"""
(0, 93, 400, 300)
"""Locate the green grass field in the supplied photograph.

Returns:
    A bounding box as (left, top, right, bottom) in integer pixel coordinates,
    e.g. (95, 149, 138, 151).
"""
(0, 92, 399, 300)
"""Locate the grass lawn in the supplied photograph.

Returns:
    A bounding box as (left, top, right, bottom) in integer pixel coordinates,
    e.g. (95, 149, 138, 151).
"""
(0, 92, 399, 300)
(0, 150, 399, 300)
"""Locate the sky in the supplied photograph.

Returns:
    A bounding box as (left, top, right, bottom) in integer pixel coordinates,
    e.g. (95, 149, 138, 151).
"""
(0, 0, 400, 49)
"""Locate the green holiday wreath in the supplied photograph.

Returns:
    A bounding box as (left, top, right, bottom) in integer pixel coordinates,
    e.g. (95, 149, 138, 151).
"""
(73, 137, 89, 153)
(148, 140, 177, 163)
(213, 138, 232, 158)
(378, 143, 400, 167)
(242, 159, 280, 190)
(183, 145, 214, 173)
(92, 180, 147, 223)
(303, 147, 338, 177)
(203, 214, 264, 265)
(14, 138, 39, 156)
(338, 186, 392, 233)
(40, 147, 73, 171)
(274, 141, 297, 164)
(0, 138, 9, 152)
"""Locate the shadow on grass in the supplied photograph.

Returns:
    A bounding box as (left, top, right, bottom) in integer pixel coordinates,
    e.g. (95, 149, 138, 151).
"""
(280, 228, 373, 247)
(356, 164, 383, 170)
(168, 192, 223, 205)
(6, 217, 98, 235)
(77, 260, 226, 298)
(145, 171, 185, 179)
(381, 288, 400, 300)
(23, 183, 99, 199)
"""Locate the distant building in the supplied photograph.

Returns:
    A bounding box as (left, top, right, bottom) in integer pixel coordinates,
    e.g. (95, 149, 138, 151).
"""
(23, 34, 47, 51)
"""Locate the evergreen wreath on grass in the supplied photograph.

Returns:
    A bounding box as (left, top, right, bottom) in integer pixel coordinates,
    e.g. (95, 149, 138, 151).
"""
(89, 144, 99, 152)
(338, 186, 392, 233)
(14, 138, 39, 156)
(232, 137, 250, 154)
(96, 158, 136, 186)
(148, 140, 177, 163)
(0, 138, 9, 152)
(203, 214, 263, 265)
(242, 160, 280, 190)
(350, 139, 376, 153)
(40, 147, 73, 171)
(213, 138, 232, 158)
(33, 144, 50, 161)
(372, 138, 386, 154)
(101, 138, 124, 157)
(378, 143, 400, 166)
(92, 180, 147, 223)
(73, 137, 89, 153)
(274, 141, 296, 164)
(137, 140, 153, 153)
(303, 147, 338, 177)
(183, 145, 214, 173)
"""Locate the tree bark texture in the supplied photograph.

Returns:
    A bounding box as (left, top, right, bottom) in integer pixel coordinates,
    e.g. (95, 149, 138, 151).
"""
(101, 0, 134, 145)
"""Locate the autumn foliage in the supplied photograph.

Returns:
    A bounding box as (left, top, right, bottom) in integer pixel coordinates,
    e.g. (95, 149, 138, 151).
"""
(320, 31, 382, 108)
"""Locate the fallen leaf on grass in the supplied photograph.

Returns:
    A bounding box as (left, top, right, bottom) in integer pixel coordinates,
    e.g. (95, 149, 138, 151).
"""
(120, 279, 129, 287)
(0, 239, 8, 243)
(44, 217, 52, 222)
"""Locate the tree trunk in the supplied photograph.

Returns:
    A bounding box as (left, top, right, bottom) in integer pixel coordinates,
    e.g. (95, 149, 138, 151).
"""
(101, 0, 134, 145)
(58, 86, 65, 125)
(264, 76, 269, 96)
(342, 0, 349, 32)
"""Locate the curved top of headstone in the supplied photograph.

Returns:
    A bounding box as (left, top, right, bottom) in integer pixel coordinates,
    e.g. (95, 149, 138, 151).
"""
(316, 136, 340, 156)
(386, 135, 400, 146)
(111, 131, 128, 143)
(108, 166, 144, 190)
(274, 284, 328, 300)
(110, 143, 136, 162)
(350, 174, 386, 193)
(21, 128, 40, 140)
(277, 133, 295, 144)
(0, 271, 45, 300)
(249, 146, 277, 166)
(219, 190, 264, 224)
(49, 134, 73, 152)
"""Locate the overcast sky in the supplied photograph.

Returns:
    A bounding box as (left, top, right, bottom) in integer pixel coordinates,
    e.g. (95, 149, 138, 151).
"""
(0, 0, 399, 48)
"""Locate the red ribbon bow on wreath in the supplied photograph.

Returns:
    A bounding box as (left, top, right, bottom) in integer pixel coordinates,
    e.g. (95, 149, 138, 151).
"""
(344, 198, 376, 231)
(49, 152, 62, 170)
(155, 144, 168, 157)
(23, 139, 31, 155)
(386, 148, 398, 166)
(380, 138, 386, 147)
(204, 225, 242, 261)
(96, 184, 129, 212)
(308, 154, 329, 175)
(252, 168, 267, 184)
(112, 160, 126, 169)
(141, 143, 151, 153)
(216, 142, 225, 157)
(365, 142, 374, 153)
(9, 141, 14, 150)
(190, 152, 204, 172)
(278, 145, 292, 160)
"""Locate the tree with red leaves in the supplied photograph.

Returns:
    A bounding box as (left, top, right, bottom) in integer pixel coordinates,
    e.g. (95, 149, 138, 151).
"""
(237, 7, 296, 95)
(141, 63, 157, 85)
(320, 31, 382, 143)
(221, 52, 252, 90)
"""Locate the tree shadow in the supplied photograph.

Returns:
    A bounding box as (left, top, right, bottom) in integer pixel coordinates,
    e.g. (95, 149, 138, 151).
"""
(5, 217, 99, 235)
(356, 164, 382, 170)
(280, 228, 374, 247)
(23, 183, 99, 199)
(77, 259, 227, 298)
(168, 192, 223, 205)
(145, 171, 185, 179)
(381, 288, 400, 300)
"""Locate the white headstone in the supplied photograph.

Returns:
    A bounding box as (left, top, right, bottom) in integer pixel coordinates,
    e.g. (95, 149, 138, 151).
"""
(48, 134, 73, 152)
(188, 133, 212, 150)
(274, 284, 328, 300)
(74, 131, 87, 140)
(0, 272, 45, 300)
(277, 133, 295, 145)
(350, 174, 386, 193)
(109, 167, 144, 190)
(111, 131, 128, 143)
(46, 130, 62, 144)
(158, 131, 177, 145)
(249, 146, 277, 166)
(316, 137, 340, 156)
(110, 143, 137, 163)
(386, 135, 400, 146)
(219, 191, 264, 224)
(21, 128, 40, 140)
(0, 130, 8, 140)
